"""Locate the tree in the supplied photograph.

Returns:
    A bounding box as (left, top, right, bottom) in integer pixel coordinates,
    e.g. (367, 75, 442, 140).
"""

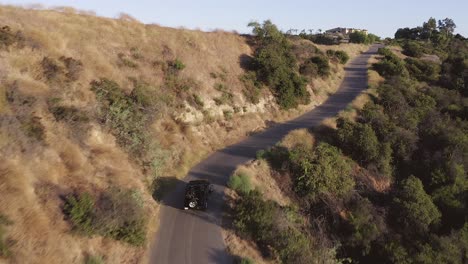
(393, 176, 441, 233)
(422, 17, 437, 40)
(248, 20, 310, 109)
(438, 18, 456, 37)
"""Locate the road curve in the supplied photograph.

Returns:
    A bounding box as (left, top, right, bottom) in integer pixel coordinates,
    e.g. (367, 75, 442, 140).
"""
(149, 44, 381, 264)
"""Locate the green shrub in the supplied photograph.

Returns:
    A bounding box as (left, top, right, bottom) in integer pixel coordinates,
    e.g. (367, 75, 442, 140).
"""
(349, 31, 369, 44)
(41, 57, 63, 80)
(130, 47, 143, 60)
(91, 79, 150, 157)
(64, 192, 95, 235)
(336, 118, 380, 164)
(21, 116, 45, 141)
(256, 149, 267, 159)
(233, 190, 314, 263)
(404, 57, 440, 82)
(373, 51, 407, 78)
(191, 94, 204, 108)
(233, 190, 276, 243)
(308, 56, 331, 77)
(238, 257, 254, 264)
(214, 91, 233, 106)
(59, 56, 83, 81)
(274, 227, 313, 263)
(63, 189, 147, 246)
(223, 110, 233, 120)
(240, 72, 262, 104)
(377, 47, 394, 57)
(0, 25, 24, 49)
(228, 172, 253, 194)
(164, 58, 185, 76)
(0, 214, 12, 257)
(402, 41, 424, 58)
(393, 176, 441, 233)
(299, 60, 319, 79)
(345, 197, 383, 255)
(170, 58, 186, 71)
(49, 105, 89, 122)
(117, 53, 138, 68)
(41, 56, 83, 81)
(290, 142, 354, 199)
(326, 50, 350, 64)
(335, 50, 350, 64)
(84, 255, 104, 264)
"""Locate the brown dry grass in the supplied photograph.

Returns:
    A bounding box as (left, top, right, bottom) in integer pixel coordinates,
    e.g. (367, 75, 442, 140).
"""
(234, 160, 291, 207)
(279, 128, 315, 150)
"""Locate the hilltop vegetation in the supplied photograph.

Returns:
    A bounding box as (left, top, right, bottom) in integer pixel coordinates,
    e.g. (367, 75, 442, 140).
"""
(227, 17, 467, 263)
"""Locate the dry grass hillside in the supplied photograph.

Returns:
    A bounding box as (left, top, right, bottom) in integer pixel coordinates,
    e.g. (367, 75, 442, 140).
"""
(0, 5, 368, 263)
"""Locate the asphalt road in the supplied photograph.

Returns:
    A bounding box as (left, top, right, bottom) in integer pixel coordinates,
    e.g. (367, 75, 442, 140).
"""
(149, 44, 381, 264)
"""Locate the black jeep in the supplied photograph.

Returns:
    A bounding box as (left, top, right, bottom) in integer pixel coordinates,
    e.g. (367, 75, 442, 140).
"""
(183, 180, 213, 210)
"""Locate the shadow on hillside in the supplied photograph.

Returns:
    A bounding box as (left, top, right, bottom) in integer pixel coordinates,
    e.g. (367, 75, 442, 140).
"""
(239, 53, 255, 70)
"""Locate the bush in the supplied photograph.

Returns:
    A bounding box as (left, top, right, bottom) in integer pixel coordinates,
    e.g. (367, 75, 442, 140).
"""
(63, 190, 147, 246)
(373, 51, 407, 78)
(169, 58, 185, 71)
(59, 56, 83, 81)
(335, 50, 350, 64)
(21, 116, 45, 141)
(228, 172, 253, 194)
(0, 214, 12, 257)
(327, 50, 350, 64)
(377, 47, 394, 57)
(405, 57, 441, 82)
(240, 72, 262, 104)
(344, 197, 383, 256)
(41, 57, 63, 80)
(238, 258, 254, 264)
(393, 176, 441, 233)
(309, 56, 331, 77)
(402, 41, 424, 58)
(165, 58, 185, 76)
(64, 192, 95, 235)
(91, 79, 150, 157)
(299, 60, 319, 78)
(349, 31, 369, 44)
(233, 190, 314, 263)
(234, 190, 276, 243)
(0, 25, 24, 49)
(84, 255, 104, 264)
(49, 105, 89, 123)
(117, 53, 138, 68)
(190, 94, 204, 109)
(290, 142, 354, 199)
(336, 118, 380, 165)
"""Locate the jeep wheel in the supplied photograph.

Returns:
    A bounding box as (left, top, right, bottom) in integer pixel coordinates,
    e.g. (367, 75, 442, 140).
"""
(188, 201, 197, 208)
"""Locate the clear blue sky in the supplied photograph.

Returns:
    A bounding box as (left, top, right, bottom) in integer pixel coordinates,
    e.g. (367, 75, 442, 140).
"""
(1, 0, 467, 38)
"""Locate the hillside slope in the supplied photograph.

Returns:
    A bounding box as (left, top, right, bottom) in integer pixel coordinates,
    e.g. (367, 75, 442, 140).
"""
(0, 5, 367, 263)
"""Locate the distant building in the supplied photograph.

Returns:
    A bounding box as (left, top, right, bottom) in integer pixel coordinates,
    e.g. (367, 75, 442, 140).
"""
(325, 27, 368, 35)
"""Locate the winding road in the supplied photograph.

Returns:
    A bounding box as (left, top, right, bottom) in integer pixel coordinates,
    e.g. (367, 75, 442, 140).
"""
(149, 44, 381, 264)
